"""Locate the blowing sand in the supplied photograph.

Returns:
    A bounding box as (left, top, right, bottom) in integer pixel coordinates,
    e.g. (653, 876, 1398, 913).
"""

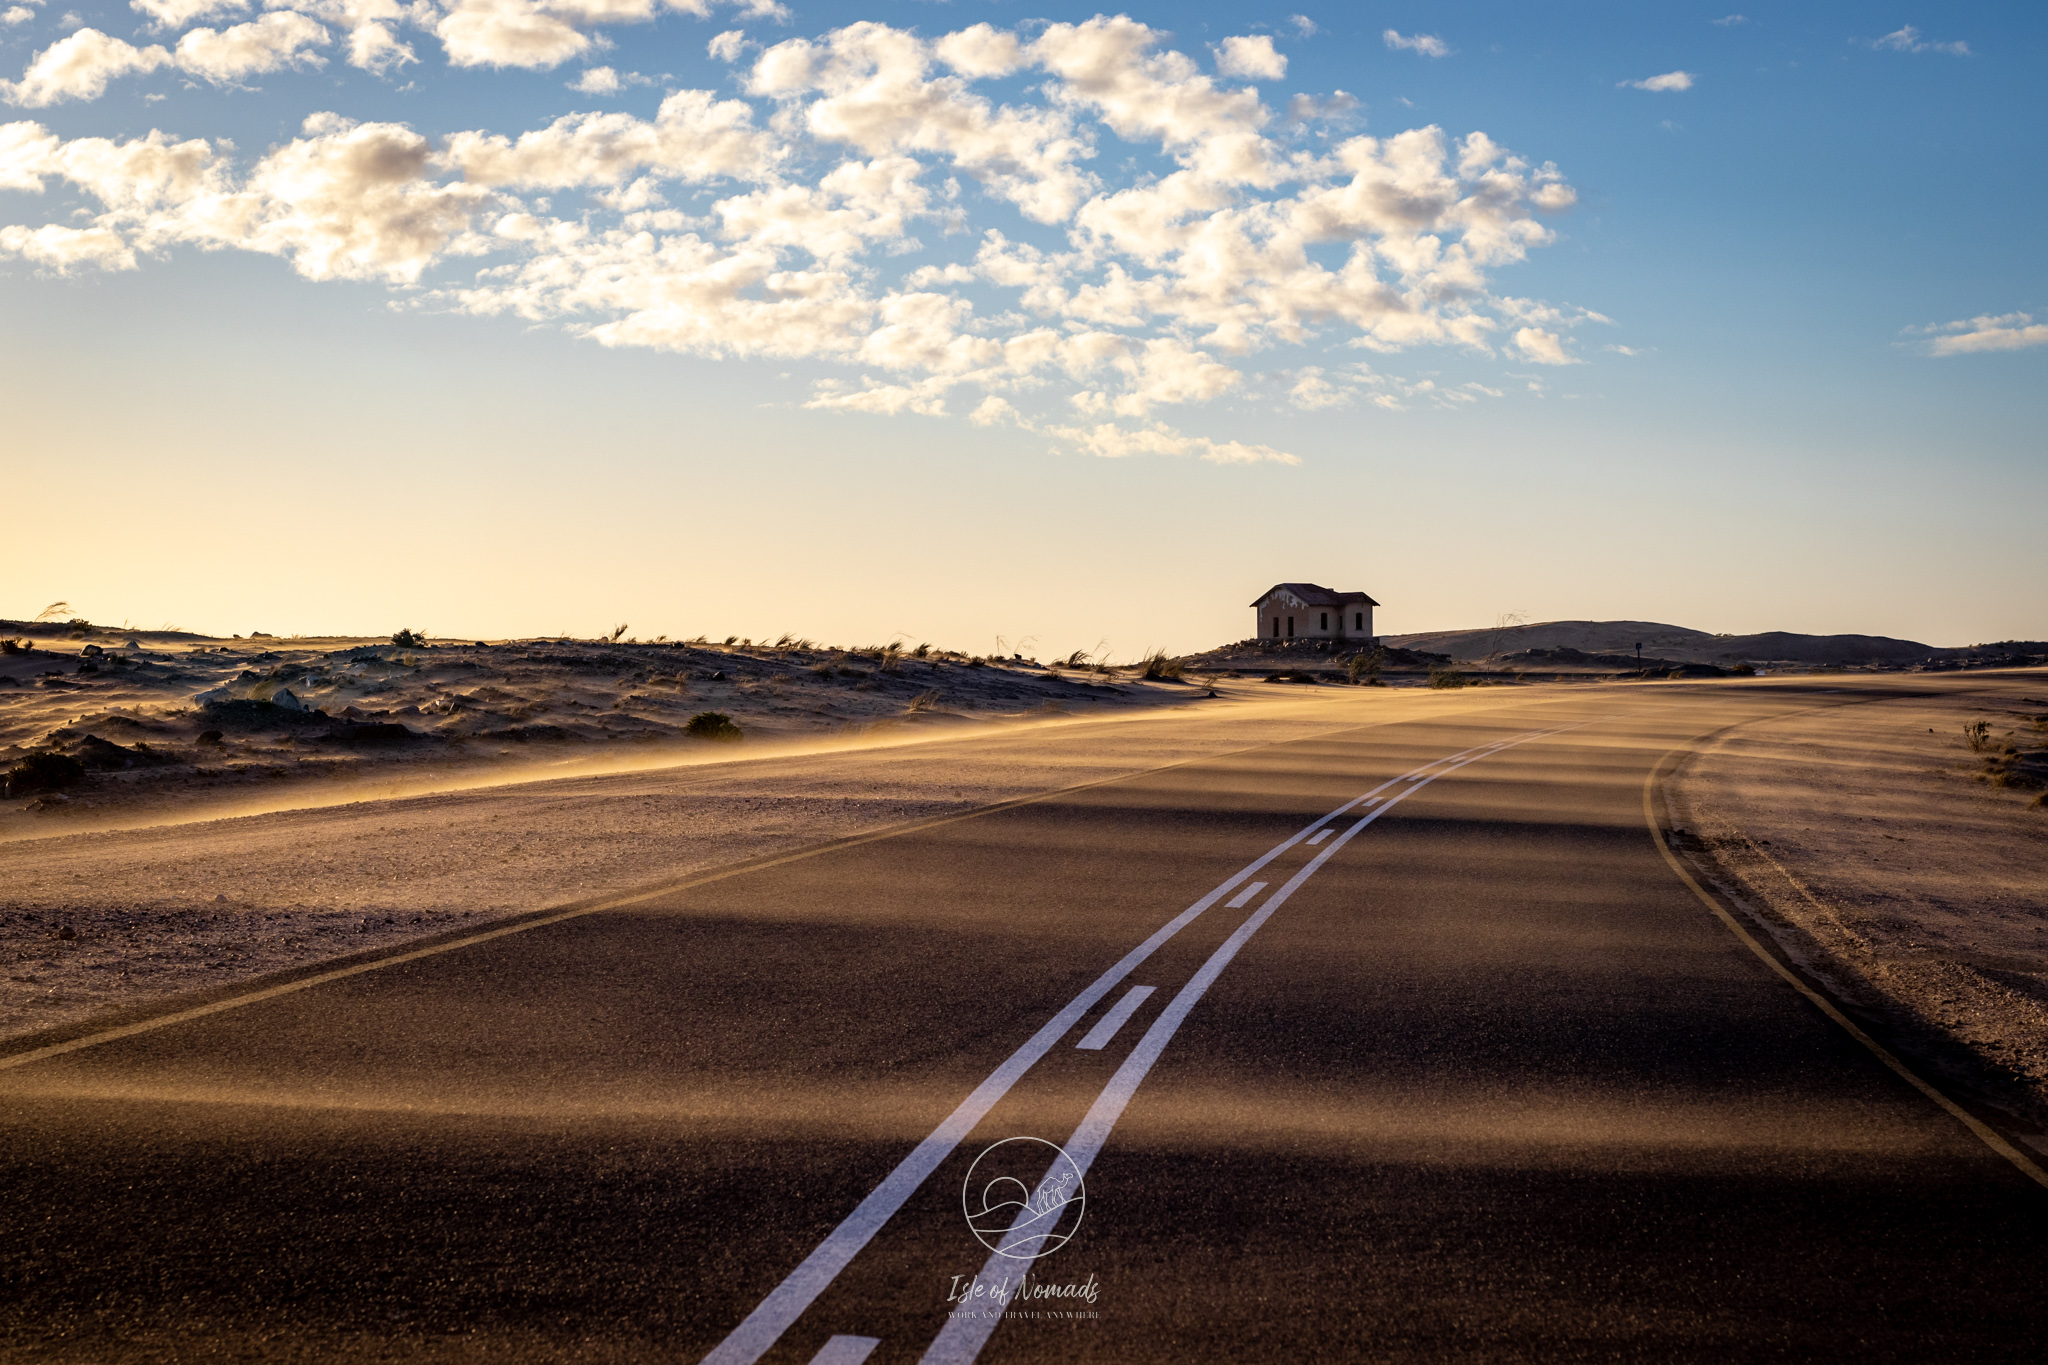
(1669, 674, 2048, 1132)
(0, 689, 1372, 1042)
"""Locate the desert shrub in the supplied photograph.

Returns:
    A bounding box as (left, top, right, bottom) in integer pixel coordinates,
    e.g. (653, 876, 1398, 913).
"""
(686, 711, 743, 742)
(880, 644, 903, 673)
(6, 751, 86, 797)
(0, 638, 29, 655)
(1731, 663, 1756, 676)
(810, 662, 835, 678)
(912, 642, 931, 658)
(1963, 720, 1993, 752)
(1140, 651, 1186, 681)
(908, 689, 942, 713)
(1347, 649, 1385, 685)
(1429, 666, 1467, 690)
(390, 628, 427, 648)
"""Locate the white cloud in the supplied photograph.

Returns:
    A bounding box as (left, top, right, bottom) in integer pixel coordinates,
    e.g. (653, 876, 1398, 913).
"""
(1622, 70, 1694, 91)
(131, 0, 245, 28)
(1288, 15, 1316, 37)
(345, 19, 413, 74)
(1288, 365, 1350, 409)
(1, 12, 330, 105)
(1872, 26, 1969, 56)
(1915, 312, 2048, 356)
(445, 87, 778, 187)
(1, 29, 170, 106)
(173, 12, 329, 83)
(1383, 29, 1449, 58)
(0, 220, 135, 269)
(1043, 420, 1300, 466)
(2, 6, 36, 25)
(1711, 14, 1745, 25)
(1213, 35, 1285, 82)
(706, 28, 743, 62)
(0, 18, 1592, 465)
(435, 0, 587, 69)
(1286, 90, 1358, 123)
(1512, 326, 1576, 364)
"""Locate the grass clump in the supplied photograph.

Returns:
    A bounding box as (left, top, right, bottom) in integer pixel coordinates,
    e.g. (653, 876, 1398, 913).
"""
(685, 711, 743, 743)
(908, 689, 942, 713)
(390, 628, 428, 648)
(6, 751, 87, 797)
(1139, 650, 1186, 681)
(1963, 719, 1993, 752)
(1428, 665, 1467, 690)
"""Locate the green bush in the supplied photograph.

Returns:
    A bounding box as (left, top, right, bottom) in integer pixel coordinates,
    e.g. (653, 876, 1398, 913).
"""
(6, 751, 87, 797)
(1428, 666, 1467, 690)
(685, 711, 743, 742)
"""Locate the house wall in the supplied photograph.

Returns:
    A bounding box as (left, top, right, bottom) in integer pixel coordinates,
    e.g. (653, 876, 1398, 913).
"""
(1253, 597, 1374, 643)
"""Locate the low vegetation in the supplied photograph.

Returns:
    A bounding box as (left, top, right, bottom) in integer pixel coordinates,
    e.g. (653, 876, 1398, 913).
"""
(685, 711, 744, 743)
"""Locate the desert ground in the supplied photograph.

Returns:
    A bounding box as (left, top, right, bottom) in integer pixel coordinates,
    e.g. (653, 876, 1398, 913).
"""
(1666, 673, 2048, 1134)
(5, 658, 2043, 1141)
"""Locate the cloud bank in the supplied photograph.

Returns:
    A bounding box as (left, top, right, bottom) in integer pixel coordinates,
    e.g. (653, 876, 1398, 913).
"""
(1914, 312, 2048, 356)
(0, 14, 1590, 464)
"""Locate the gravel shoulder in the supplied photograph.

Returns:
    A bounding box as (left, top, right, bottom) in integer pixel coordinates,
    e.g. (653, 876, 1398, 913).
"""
(0, 687, 1384, 1043)
(1667, 671, 2048, 1139)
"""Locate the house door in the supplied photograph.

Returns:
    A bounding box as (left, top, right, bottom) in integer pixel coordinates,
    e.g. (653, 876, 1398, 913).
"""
(1287, 616, 1294, 637)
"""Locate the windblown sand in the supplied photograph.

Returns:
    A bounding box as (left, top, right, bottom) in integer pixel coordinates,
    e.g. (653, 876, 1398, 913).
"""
(0, 691, 1371, 1041)
(1670, 675, 2048, 1133)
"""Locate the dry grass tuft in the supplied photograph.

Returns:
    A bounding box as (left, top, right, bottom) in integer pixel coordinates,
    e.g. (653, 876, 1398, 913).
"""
(1139, 650, 1185, 681)
(908, 689, 942, 713)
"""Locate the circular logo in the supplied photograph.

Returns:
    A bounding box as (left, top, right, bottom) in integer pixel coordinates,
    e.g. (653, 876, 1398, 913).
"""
(961, 1137, 1086, 1261)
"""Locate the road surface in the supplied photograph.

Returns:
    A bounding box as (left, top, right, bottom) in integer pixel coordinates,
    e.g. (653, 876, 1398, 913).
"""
(1, 682, 2041, 1361)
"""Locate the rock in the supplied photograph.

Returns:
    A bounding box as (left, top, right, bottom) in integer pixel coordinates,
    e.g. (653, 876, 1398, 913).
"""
(54, 926, 75, 941)
(272, 688, 307, 712)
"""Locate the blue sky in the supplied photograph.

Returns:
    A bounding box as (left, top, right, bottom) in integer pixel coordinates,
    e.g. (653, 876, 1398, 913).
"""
(3, 1, 2041, 655)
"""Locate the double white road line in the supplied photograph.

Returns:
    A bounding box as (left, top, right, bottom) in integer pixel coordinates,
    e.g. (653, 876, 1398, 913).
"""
(704, 722, 1588, 1365)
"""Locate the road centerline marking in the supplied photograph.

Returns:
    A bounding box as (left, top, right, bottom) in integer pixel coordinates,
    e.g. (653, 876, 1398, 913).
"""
(916, 721, 1600, 1365)
(1306, 829, 1333, 845)
(705, 721, 1595, 1365)
(1223, 881, 1267, 909)
(1075, 986, 1156, 1051)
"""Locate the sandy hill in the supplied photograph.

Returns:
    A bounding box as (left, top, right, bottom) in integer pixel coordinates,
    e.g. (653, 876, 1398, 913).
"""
(1384, 620, 1944, 666)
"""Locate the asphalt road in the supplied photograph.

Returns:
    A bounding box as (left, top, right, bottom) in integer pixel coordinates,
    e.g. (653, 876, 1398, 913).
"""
(1, 684, 2042, 1362)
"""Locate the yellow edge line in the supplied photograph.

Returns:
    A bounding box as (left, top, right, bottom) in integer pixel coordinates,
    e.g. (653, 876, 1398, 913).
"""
(0, 707, 1410, 1075)
(1643, 746, 2048, 1191)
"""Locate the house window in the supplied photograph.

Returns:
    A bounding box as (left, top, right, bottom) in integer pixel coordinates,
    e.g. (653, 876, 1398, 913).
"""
(1319, 613, 1328, 630)
(1354, 612, 1362, 630)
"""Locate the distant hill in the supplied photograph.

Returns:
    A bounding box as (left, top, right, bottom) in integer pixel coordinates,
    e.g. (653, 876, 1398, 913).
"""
(1383, 620, 1944, 666)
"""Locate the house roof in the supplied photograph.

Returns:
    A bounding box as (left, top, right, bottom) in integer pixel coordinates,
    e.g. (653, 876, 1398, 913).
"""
(1250, 582, 1380, 609)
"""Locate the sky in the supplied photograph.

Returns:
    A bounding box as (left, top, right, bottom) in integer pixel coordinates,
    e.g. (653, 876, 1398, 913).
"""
(2, 0, 2042, 657)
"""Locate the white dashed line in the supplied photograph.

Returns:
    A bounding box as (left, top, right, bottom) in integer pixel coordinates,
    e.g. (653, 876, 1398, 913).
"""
(1307, 829, 1333, 845)
(808, 1337, 880, 1364)
(702, 722, 1593, 1365)
(1075, 985, 1156, 1051)
(1223, 880, 1268, 909)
